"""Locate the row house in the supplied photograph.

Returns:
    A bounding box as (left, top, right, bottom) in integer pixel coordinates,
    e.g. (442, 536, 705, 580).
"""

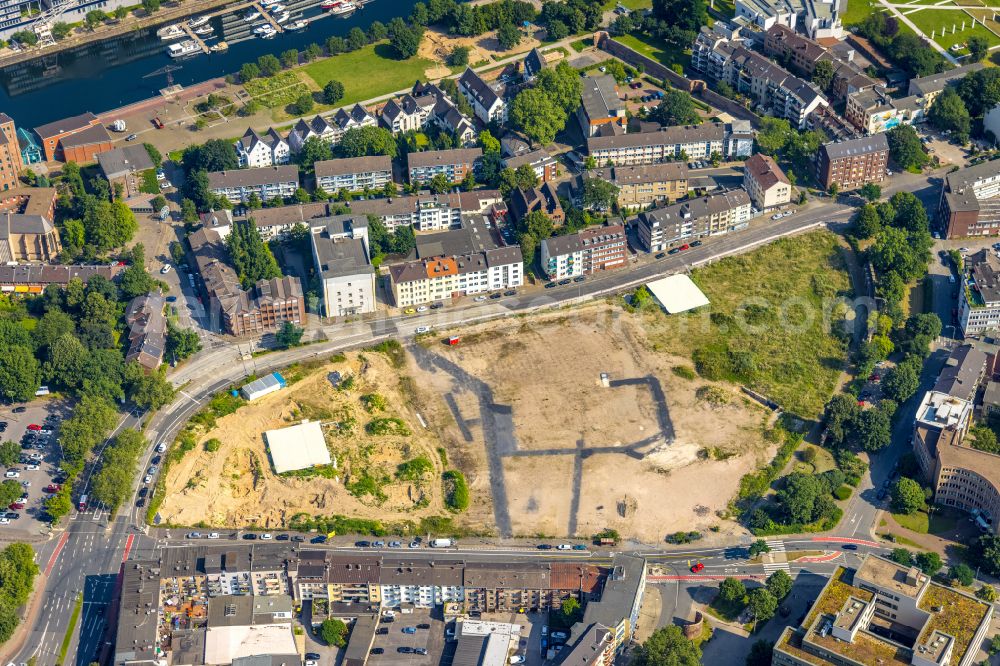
(587, 163, 689, 211)
(412, 80, 477, 144)
(314, 155, 393, 193)
(407, 147, 482, 185)
(939, 159, 1000, 239)
(763, 24, 876, 102)
(908, 62, 984, 107)
(388, 245, 523, 307)
(587, 122, 750, 166)
(636, 188, 753, 251)
(381, 91, 437, 133)
(815, 133, 888, 191)
(124, 292, 166, 371)
(458, 67, 508, 124)
(287, 104, 377, 153)
(234, 127, 290, 168)
(379, 559, 466, 608)
(540, 222, 627, 280)
(845, 86, 925, 135)
(208, 165, 299, 204)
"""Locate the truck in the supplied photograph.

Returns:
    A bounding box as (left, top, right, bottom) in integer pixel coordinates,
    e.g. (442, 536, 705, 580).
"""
(430, 538, 453, 548)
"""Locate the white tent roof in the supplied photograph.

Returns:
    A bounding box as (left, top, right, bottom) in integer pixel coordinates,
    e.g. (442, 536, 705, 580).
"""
(645, 274, 710, 313)
(204, 624, 296, 664)
(264, 420, 331, 474)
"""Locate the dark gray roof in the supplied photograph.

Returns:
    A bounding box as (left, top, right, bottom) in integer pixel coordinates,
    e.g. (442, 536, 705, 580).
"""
(97, 144, 155, 179)
(908, 63, 984, 96)
(577, 554, 645, 631)
(207, 165, 299, 189)
(580, 74, 624, 121)
(408, 147, 482, 169)
(343, 615, 379, 666)
(314, 155, 392, 178)
(452, 634, 489, 666)
(311, 225, 374, 279)
(588, 122, 726, 152)
(590, 163, 688, 186)
(933, 344, 987, 400)
(232, 655, 301, 666)
(459, 67, 503, 110)
(820, 133, 889, 160)
(33, 111, 98, 139)
(0, 263, 123, 286)
(639, 189, 750, 226)
(541, 222, 626, 258)
(58, 122, 112, 148)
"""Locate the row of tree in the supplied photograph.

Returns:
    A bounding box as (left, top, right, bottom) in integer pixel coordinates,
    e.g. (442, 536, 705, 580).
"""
(855, 12, 947, 78)
(0, 543, 39, 644)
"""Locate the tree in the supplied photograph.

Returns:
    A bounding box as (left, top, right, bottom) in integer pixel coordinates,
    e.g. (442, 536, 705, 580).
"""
(275, 321, 305, 349)
(292, 93, 315, 115)
(928, 88, 971, 144)
(126, 364, 175, 410)
(257, 53, 281, 77)
(746, 640, 774, 666)
(882, 359, 921, 402)
(166, 323, 202, 362)
(478, 130, 501, 155)
(45, 486, 73, 524)
(368, 20, 387, 42)
(240, 62, 260, 82)
(811, 60, 834, 92)
(346, 26, 367, 51)
(497, 22, 521, 50)
(0, 441, 18, 467)
(227, 220, 281, 288)
(650, 90, 701, 126)
(297, 136, 332, 173)
(747, 588, 778, 623)
(887, 548, 915, 567)
(319, 618, 348, 647)
(631, 625, 701, 666)
(766, 570, 793, 601)
(891, 477, 925, 514)
(948, 562, 975, 586)
(280, 48, 299, 69)
(719, 577, 746, 603)
(389, 21, 421, 59)
(428, 173, 451, 194)
(652, 0, 708, 32)
(448, 46, 470, 67)
(0, 480, 23, 507)
(536, 62, 583, 113)
(968, 534, 1000, 577)
(141, 0, 159, 13)
(561, 596, 582, 623)
(85, 9, 107, 29)
(967, 35, 989, 63)
(337, 126, 398, 158)
(976, 585, 998, 602)
(582, 177, 619, 211)
(915, 551, 943, 575)
(322, 79, 345, 105)
(886, 125, 928, 172)
(509, 88, 565, 146)
(859, 183, 882, 203)
(51, 22, 73, 40)
(748, 539, 771, 557)
(957, 67, 1000, 118)
(0, 345, 41, 402)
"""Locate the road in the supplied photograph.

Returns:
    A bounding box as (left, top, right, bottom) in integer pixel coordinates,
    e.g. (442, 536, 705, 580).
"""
(5, 167, 948, 664)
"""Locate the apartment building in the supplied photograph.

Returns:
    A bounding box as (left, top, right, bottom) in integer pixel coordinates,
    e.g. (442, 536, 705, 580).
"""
(958, 249, 1000, 335)
(0, 188, 62, 263)
(503, 147, 558, 183)
(577, 74, 627, 137)
(734, 0, 843, 38)
(0, 113, 23, 192)
(309, 215, 375, 318)
(314, 155, 392, 194)
(388, 215, 522, 306)
(407, 147, 482, 185)
(510, 182, 565, 225)
(124, 292, 166, 371)
(845, 86, 925, 135)
(207, 165, 299, 204)
(938, 160, 1000, 238)
(349, 192, 463, 232)
(743, 153, 791, 209)
(381, 92, 437, 133)
(774, 555, 993, 666)
(636, 189, 753, 251)
(908, 63, 984, 106)
(459, 67, 508, 124)
(588, 163, 689, 211)
(762, 25, 876, 102)
(287, 105, 378, 153)
(0, 263, 123, 292)
(587, 123, 736, 166)
(540, 222, 627, 279)
(188, 226, 305, 336)
(815, 133, 888, 190)
(96, 145, 155, 199)
(33, 111, 113, 162)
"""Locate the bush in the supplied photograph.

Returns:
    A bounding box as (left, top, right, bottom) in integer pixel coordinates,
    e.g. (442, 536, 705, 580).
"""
(833, 485, 852, 501)
(443, 470, 469, 511)
(395, 456, 433, 482)
(672, 365, 696, 380)
(365, 417, 410, 436)
(204, 438, 221, 453)
(361, 393, 387, 413)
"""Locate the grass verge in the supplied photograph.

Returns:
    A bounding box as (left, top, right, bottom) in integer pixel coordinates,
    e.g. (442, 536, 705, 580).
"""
(55, 592, 83, 666)
(302, 42, 441, 108)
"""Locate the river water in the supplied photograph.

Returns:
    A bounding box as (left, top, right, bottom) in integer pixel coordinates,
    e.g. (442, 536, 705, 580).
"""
(0, 0, 420, 127)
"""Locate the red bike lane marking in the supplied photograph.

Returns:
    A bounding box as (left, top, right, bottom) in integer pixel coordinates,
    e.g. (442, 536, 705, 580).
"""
(811, 536, 882, 548)
(44, 531, 70, 576)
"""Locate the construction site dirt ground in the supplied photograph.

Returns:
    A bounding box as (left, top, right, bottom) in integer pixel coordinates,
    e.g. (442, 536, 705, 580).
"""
(158, 352, 453, 529)
(408, 303, 777, 543)
(417, 25, 548, 79)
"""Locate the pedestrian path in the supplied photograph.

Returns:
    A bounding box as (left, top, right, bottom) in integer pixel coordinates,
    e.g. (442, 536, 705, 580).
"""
(762, 540, 790, 574)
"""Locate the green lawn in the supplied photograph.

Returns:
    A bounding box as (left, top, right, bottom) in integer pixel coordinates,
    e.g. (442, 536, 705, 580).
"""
(706, 593, 746, 623)
(302, 42, 441, 108)
(243, 70, 311, 109)
(643, 231, 852, 418)
(906, 6, 1000, 51)
(603, 0, 653, 9)
(842, 0, 878, 26)
(615, 32, 691, 71)
(893, 510, 930, 533)
(892, 508, 960, 534)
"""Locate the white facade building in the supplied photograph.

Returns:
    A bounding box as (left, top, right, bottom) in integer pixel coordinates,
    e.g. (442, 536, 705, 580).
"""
(309, 215, 376, 318)
(234, 127, 290, 168)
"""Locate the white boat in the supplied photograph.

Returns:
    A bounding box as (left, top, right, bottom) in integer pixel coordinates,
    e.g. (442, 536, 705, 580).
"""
(253, 24, 277, 37)
(166, 40, 200, 57)
(243, 10, 260, 21)
(210, 40, 229, 51)
(288, 18, 308, 29)
(324, 0, 356, 14)
(193, 24, 214, 35)
(268, 4, 286, 13)
(157, 24, 185, 40)
(188, 15, 210, 28)
(273, 11, 290, 23)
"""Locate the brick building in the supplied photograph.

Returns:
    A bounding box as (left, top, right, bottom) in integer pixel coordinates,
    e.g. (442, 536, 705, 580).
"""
(815, 133, 888, 191)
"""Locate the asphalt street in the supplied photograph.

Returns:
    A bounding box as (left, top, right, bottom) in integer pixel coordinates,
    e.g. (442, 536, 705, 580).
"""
(5, 166, 952, 664)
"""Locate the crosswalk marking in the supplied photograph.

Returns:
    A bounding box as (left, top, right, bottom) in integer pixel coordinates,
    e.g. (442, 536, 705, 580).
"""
(763, 540, 790, 573)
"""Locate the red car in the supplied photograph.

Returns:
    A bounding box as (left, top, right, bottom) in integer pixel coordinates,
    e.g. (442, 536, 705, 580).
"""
(44, 484, 61, 493)
(690, 562, 704, 573)
(8, 502, 25, 510)
(26, 424, 41, 431)
(868, 374, 880, 382)
(679, 244, 690, 251)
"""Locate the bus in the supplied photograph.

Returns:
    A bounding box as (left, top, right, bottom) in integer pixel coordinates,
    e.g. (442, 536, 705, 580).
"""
(78, 494, 88, 511)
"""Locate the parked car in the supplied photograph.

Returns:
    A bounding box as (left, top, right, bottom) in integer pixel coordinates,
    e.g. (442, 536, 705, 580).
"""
(416, 623, 431, 629)
(370, 648, 384, 655)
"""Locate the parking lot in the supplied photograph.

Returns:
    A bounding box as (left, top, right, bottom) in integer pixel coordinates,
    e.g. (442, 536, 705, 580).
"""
(367, 609, 446, 666)
(0, 400, 68, 538)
